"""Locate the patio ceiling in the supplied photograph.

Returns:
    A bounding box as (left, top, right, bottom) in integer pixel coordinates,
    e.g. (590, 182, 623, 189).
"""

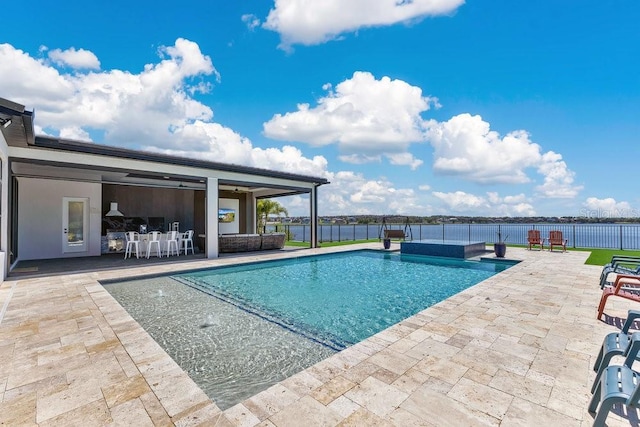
(10, 159, 313, 197)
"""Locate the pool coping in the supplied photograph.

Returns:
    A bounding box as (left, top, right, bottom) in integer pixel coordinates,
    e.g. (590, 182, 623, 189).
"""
(0, 243, 636, 425)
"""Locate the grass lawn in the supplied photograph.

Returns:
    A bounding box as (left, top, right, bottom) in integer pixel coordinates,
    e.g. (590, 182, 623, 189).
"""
(501, 247, 640, 266)
(584, 249, 640, 266)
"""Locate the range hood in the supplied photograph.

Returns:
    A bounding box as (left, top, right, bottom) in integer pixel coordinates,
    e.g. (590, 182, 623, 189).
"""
(105, 202, 124, 217)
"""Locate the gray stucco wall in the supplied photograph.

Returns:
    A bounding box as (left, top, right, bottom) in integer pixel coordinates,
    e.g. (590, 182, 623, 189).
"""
(0, 132, 8, 279)
(17, 177, 102, 261)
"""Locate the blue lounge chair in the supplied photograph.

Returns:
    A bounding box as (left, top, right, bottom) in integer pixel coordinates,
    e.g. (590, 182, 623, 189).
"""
(589, 332, 640, 426)
(592, 309, 640, 393)
(599, 256, 640, 289)
(603, 255, 640, 269)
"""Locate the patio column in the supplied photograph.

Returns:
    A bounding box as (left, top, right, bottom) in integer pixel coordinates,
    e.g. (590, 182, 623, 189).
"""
(247, 194, 256, 234)
(310, 185, 318, 248)
(206, 177, 219, 258)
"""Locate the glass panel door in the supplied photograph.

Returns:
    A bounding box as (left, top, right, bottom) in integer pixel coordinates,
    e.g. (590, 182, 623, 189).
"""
(63, 197, 88, 253)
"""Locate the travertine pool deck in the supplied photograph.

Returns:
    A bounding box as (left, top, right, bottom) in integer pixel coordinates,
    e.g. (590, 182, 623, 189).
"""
(1, 244, 637, 426)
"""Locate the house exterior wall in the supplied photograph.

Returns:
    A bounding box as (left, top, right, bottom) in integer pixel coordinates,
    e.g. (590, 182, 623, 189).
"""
(219, 198, 240, 234)
(0, 132, 8, 279)
(17, 177, 102, 261)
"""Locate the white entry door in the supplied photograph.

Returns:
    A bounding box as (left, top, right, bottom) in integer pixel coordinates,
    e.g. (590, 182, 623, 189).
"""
(62, 197, 89, 253)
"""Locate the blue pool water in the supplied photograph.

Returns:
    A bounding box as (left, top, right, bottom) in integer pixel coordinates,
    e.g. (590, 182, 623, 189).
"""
(103, 250, 513, 409)
(174, 250, 511, 350)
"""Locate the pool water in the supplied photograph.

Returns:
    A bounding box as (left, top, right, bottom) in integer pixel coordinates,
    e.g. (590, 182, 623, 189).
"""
(104, 276, 335, 410)
(175, 251, 508, 350)
(103, 250, 512, 409)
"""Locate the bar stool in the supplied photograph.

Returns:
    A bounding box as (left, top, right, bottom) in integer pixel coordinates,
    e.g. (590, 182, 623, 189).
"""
(146, 231, 162, 258)
(124, 231, 140, 259)
(181, 230, 195, 255)
(165, 230, 180, 256)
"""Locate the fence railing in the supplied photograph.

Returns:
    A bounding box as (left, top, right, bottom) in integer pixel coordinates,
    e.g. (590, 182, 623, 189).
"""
(267, 223, 640, 250)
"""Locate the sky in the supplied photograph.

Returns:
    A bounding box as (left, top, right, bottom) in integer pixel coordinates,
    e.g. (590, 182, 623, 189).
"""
(1, 0, 639, 218)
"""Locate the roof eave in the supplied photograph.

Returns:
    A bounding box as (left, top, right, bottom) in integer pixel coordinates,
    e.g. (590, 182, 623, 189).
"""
(33, 135, 329, 186)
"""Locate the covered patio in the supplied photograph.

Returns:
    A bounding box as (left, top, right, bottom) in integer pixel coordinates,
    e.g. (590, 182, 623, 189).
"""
(0, 97, 328, 279)
(8, 244, 305, 279)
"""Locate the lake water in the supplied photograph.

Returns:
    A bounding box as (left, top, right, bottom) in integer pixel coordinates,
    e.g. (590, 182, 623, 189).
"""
(269, 223, 640, 250)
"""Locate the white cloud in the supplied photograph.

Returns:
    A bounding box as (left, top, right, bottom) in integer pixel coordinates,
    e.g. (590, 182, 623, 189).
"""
(241, 14, 261, 31)
(263, 0, 464, 49)
(487, 192, 536, 216)
(317, 171, 423, 216)
(502, 194, 527, 204)
(386, 152, 423, 170)
(582, 197, 636, 218)
(433, 191, 489, 212)
(149, 122, 329, 177)
(0, 39, 219, 147)
(433, 190, 535, 216)
(509, 203, 537, 216)
(33, 125, 51, 136)
(426, 113, 582, 198)
(535, 151, 583, 198)
(0, 43, 75, 106)
(0, 40, 332, 179)
(264, 71, 437, 167)
(427, 114, 541, 183)
(338, 154, 381, 164)
(48, 47, 101, 70)
(0, 40, 581, 217)
(59, 126, 92, 141)
(418, 184, 431, 191)
(264, 73, 581, 195)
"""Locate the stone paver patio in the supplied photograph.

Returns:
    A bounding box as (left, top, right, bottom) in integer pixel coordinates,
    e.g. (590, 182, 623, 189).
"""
(0, 244, 637, 426)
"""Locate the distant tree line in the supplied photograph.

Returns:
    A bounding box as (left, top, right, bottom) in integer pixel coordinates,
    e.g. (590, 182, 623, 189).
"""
(283, 215, 640, 225)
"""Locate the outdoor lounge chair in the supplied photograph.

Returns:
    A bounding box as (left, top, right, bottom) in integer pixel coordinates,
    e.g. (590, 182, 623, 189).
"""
(547, 230, 567, 252)
(592, 309, 640, 393)
(526, 229, 543, 250)
(603, 255, 640, 271)
(597, 274, 640, 320)
(599, 256, 640, 288)
(600, 265, 640, 289)
(589, 332, 640, 426)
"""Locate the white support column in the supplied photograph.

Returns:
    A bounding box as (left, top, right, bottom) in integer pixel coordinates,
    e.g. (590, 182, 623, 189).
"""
(206, 178, 219, 258)
(310, 185, 318, 248)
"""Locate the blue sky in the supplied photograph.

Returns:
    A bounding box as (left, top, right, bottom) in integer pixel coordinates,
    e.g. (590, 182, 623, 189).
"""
(1, 0, 638, 218)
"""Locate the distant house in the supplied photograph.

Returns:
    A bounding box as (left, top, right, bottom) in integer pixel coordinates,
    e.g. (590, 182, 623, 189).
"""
(0, 97, 329, 281)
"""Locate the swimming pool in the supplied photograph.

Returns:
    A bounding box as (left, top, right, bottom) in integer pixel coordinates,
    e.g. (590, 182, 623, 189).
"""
(103, 250, 513, 409)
